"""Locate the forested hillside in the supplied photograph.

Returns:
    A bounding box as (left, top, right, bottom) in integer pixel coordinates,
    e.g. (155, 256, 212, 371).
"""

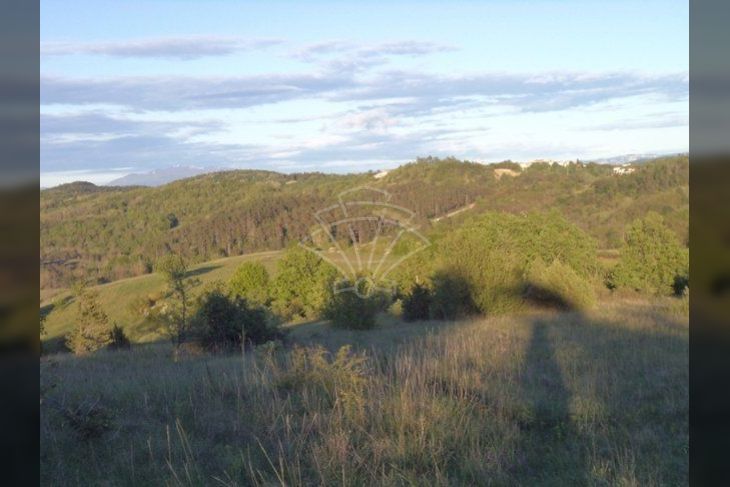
(40, 155, 688, 289)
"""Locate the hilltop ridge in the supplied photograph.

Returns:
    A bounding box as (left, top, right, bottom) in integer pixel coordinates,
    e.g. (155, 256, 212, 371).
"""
(41, 155, 688, 289)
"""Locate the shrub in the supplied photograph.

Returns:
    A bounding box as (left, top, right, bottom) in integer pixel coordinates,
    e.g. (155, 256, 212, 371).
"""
(51, 399, 114, 441)
(192, 290, 279, 351)
(66, 285, 113, 355)
(430, 269, 477, 320)
(274, 345, 367, 420)
(401, 283, 432, 321)
(524, 259, 596, 310)
(610, 213, 689, 295)
(271, 246, 339, 320)
(229, 261, 270, 306)
(325, 280, 388, 329)
(107, 324, 131, 350)
(672, 275, 689, 297)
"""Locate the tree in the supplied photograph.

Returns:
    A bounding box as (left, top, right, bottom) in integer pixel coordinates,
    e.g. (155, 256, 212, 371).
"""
(66, 284, 113, 355)
(155, 254, 198, 347)
(271, 246, 339, 320)
(609, 213, 689, 295)
(229, 261, 270, 306)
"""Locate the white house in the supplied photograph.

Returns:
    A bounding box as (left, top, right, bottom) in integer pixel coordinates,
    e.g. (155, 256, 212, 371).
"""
(613, 164, 636, 175)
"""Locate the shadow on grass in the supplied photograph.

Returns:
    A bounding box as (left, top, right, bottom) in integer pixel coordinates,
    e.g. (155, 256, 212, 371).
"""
(185, 265, 222, 278)
(514, 319, 587, 484)
(285, 311, 473, 354)
(512, 308, 688, 485)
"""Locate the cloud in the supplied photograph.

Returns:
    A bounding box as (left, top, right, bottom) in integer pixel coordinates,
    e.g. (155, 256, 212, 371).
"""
(41, 73, 353, 110)
(334, 71, 688, 113)
(41, 132, 262, 172)
(292, 40, 455, 61)
(41, 71, 687, 116)
(290, 40, 457, 73)
(41, 36, 284, 59)
(41, 112, 222, 137)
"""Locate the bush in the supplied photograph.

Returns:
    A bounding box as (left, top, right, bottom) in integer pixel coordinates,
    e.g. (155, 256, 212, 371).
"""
(433, 211, 598, 316)
(401, 283, 432, 321)
(229, 261, 270, 306)
(274, 345, 367, 420)
(192, 290, 280, 351)
(672, 275, 689, 297)
(325, 280, 388, 329)
(430, 269, 477, 320)
(610, 213, 689, 295)
(108, 324, 131, 350)
(524, 259, 596, 310)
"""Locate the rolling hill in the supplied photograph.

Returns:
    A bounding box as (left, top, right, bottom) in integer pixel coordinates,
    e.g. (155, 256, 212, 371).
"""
(41, 155, 688, 291)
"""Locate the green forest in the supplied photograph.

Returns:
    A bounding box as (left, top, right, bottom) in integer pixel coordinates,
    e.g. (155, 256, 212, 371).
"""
(41, 155, 688, 290)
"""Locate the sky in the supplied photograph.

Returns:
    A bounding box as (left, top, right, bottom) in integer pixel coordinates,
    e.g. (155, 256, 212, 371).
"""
(40, 0, 689, 187)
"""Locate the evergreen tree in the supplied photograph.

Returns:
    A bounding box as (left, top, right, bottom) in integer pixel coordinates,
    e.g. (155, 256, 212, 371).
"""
(66, 284, 112, 355)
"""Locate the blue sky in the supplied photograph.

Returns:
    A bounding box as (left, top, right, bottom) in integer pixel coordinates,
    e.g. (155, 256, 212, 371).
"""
(40, 0, 688, 186)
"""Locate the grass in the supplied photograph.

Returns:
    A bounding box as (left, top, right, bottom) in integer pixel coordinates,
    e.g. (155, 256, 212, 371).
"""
(41, 251, 284, 345)
(40, 297, 687, 486)
(41, 241, 405, 348)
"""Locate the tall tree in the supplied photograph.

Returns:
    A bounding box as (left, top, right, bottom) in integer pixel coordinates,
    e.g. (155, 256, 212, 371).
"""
(155, 254, 198, 347)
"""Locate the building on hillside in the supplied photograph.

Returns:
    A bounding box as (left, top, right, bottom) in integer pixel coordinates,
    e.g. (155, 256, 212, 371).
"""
(612, 164, 636, 175)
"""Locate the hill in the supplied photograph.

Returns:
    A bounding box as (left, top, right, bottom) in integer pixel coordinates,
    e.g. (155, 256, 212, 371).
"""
(106, 165, 218, 187)
(40, 155, 688, 289)
(40, 250, 284, 348)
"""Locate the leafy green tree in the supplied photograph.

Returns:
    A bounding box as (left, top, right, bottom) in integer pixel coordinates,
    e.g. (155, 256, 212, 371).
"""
(610, 213, 689, 295)
(271, 246, 339, 320)
(229, 261, 270, 306)
(66, 284, 113, 355)
(154, 254, 199, 347)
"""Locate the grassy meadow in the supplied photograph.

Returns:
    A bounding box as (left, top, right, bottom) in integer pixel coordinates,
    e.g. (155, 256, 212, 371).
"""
(40, 297, 688, 486)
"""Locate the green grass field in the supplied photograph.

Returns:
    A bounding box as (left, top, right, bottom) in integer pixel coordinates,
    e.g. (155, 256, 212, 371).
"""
(40, 297, 688, 485)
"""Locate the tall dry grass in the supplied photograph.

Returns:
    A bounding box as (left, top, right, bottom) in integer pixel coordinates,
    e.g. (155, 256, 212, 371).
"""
(40, 298, 687, 486)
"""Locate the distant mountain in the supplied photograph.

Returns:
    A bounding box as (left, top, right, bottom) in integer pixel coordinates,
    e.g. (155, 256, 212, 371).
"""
(107, 166, 218, 187)
(587, 153, 685, 165)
